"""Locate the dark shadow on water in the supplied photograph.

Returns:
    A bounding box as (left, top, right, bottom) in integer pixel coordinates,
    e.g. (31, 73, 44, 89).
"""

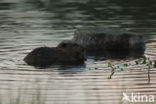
(35, 64, 86, 75)
(57, 65, 86, 75)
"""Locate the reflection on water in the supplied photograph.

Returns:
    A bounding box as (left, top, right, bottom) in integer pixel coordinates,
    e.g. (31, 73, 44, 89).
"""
(0, 0, 156, 104)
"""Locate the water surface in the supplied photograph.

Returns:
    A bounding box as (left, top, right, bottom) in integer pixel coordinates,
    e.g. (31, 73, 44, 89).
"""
(0, 0, 156, 104)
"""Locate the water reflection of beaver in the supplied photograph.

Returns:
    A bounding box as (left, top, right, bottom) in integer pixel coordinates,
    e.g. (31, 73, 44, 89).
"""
(24, 41, 85, 67)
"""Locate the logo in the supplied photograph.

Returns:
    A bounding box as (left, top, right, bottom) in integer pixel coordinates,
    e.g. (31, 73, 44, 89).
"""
(122, 92, 154, 103)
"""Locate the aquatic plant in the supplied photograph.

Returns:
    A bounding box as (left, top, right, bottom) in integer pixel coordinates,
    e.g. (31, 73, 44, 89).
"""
(108, 55, 155, 84)
(108, 62, 115, 79)
(142, 56, 147, 64)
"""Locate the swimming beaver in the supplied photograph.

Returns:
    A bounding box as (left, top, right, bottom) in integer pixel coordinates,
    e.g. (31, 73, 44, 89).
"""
(72, 27, 145, 59)
(24, 41, 85, 67)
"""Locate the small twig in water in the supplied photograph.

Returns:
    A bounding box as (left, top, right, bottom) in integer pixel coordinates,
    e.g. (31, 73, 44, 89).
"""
(148, 66, 150, 84)
(154, 60, 156, 68)
(147, 58, 151, 85)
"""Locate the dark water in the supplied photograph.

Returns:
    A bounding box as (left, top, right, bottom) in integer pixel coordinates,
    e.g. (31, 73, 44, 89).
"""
(0, 0, 156, 104)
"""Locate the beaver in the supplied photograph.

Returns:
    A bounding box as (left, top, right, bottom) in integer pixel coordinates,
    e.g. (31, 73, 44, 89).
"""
(72, 27, 145, 59)
(24, 41, 85, 67)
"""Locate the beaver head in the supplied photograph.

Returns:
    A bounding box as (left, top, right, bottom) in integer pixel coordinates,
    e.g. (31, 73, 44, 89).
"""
(24, 41, 86, 67)
(57, 41, 84, 52)
(57, 41, 86, 61)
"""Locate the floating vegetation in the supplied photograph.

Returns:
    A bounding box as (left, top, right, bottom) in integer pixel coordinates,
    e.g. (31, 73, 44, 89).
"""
(142, 55, 147, 64)
(108, 55, 156, 84)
